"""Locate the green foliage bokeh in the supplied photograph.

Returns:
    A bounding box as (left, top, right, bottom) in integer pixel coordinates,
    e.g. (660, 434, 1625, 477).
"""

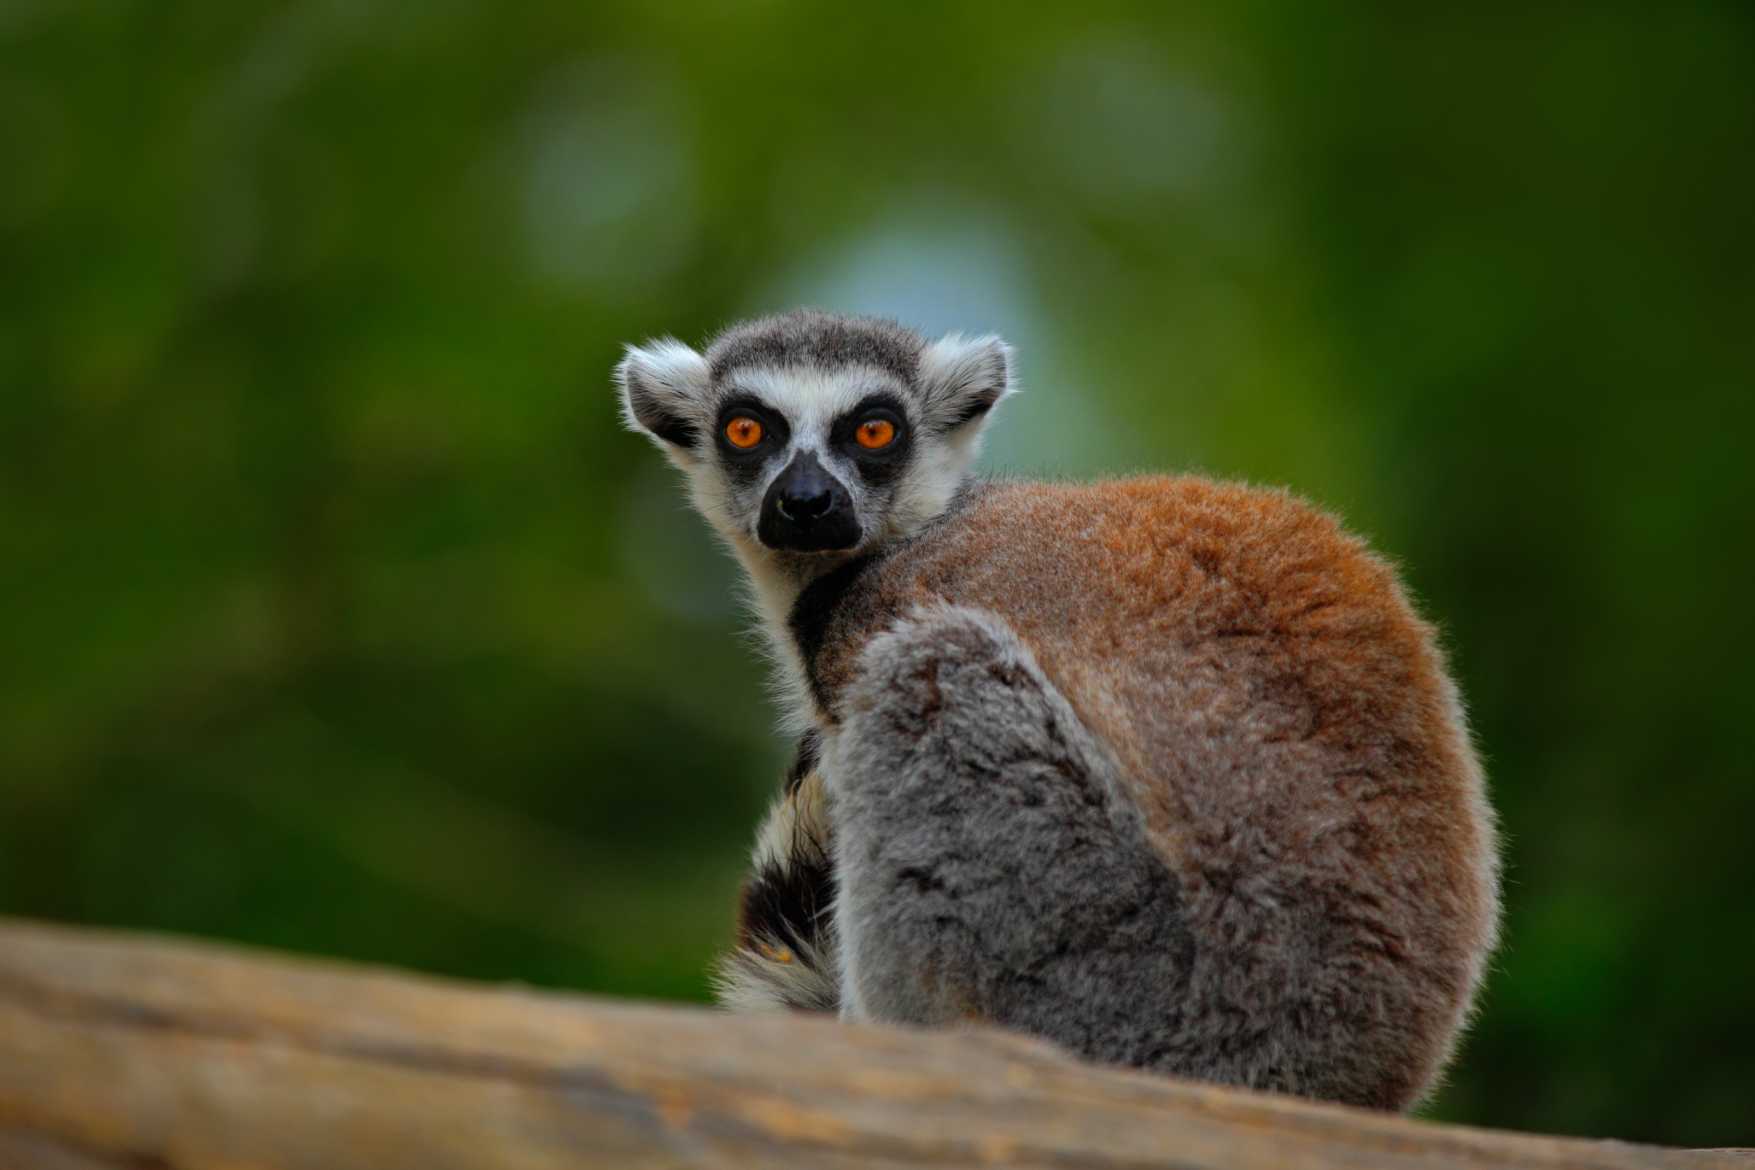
(2, 2, 1752, 1146)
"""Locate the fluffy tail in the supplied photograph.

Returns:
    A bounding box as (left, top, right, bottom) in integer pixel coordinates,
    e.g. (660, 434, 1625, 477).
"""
(713, 751, 840, 1014)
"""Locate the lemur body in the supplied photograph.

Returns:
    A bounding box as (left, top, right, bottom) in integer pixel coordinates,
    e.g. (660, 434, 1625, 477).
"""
(616, 310, 1500, 1111)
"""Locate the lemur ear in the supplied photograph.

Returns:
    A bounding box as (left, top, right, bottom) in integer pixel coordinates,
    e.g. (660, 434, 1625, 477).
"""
(615, 339, 710, 454)
(917, 334, 1014, 434)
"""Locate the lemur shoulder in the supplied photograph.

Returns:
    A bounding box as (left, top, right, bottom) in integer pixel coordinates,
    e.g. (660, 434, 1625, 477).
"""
(615, 309, 1500, 1112)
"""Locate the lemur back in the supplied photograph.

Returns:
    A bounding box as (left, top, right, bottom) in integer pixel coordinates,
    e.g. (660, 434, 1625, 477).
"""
(788, 477, 1497, 1108)
(615, 310, 1500, 1113)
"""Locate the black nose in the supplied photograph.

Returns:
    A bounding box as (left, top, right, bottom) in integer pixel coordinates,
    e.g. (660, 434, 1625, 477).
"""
(778, 484, 833, 521)
(758, 452, 860, 552)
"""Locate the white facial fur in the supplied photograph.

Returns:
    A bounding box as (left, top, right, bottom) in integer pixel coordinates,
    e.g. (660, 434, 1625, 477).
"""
(731, 362, 903, 537)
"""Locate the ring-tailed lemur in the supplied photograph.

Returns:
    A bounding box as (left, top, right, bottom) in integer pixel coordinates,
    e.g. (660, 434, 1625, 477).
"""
(615, 309, 1500, 1111)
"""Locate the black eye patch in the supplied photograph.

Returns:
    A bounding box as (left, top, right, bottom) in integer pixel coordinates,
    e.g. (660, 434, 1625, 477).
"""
(830, 392, 913, 486)
(714, 395, 790, 485)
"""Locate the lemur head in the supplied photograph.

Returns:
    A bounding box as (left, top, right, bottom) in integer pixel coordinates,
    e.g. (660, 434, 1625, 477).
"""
(615, 310, 1013, 569)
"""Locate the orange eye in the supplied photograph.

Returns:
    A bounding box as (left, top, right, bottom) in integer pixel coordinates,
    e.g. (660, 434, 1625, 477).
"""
(855, 418, 896, 450)
(724, 416, 764, 449)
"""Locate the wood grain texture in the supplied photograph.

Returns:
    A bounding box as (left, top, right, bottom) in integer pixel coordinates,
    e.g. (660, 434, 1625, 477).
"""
(0, 918, 1742, 1170)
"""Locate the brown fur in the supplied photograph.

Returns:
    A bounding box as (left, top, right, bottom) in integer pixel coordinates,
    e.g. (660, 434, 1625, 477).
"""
(805, 476, 1499, 1108)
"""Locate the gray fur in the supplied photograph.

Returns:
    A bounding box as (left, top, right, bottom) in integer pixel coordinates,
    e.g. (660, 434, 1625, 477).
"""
(828, 604, 1447, 1107)
(707, 310, 922, 386)
(829, 606, 1196, 1061)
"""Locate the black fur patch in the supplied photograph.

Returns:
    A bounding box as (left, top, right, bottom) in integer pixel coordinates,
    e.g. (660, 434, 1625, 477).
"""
(708, 310, 921, 386)
(626, 386, 700, 450)
(785, 731, 822, 797)
(788, 554, 877, 714)
(652, 418, 697, 448)
(830, 392, 915, 488)
(736, 837, 836, 958)
(946, 392, 999, 430)
(714, 395, 791, 487)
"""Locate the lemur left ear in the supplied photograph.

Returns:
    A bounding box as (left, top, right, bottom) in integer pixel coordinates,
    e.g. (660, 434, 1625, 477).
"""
(917, 334, 1014, 434)
(615, 339, 710, 457)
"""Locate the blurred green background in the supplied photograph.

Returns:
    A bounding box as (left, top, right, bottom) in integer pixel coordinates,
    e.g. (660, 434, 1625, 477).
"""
(3, 1, 1752, 1147)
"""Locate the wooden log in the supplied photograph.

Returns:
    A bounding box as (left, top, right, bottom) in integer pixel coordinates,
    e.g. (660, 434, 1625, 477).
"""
(0, 918, 1742, 1169)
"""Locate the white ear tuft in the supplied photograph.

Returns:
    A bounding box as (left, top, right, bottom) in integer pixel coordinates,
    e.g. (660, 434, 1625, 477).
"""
(614, 339, 710, 452)
(917, 334, 1014, 434)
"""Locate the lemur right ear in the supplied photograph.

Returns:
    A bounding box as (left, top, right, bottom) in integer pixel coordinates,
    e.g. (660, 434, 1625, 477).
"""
(615, 340, 710, 456)
(917, 334, 1015, 435)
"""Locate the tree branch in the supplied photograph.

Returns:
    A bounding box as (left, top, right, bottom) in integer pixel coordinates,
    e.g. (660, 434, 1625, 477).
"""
(0, 918, 1741, 1169)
